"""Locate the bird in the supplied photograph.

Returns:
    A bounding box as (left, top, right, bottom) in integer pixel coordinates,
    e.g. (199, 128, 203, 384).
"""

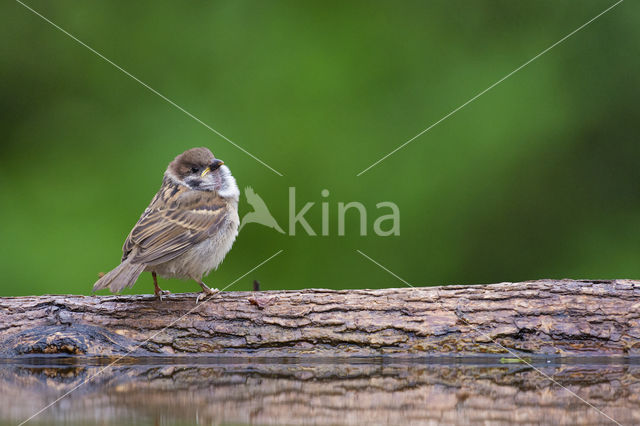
(239, 186, 284, 233)
(93, 147, 240, 301)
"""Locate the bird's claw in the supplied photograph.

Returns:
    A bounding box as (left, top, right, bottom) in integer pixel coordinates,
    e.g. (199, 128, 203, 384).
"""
(196, 287, 219, 304)
(155, 289, 171, 301)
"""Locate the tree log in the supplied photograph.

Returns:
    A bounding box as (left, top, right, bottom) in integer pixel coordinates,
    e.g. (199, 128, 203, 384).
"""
(1, 279, 639, 358)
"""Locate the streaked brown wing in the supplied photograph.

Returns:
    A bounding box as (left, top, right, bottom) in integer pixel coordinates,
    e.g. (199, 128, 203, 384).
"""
(122, 184, 228, 266)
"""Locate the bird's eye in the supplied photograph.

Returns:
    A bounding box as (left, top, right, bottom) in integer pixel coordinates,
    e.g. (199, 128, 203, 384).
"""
(191, 167, 199, 174)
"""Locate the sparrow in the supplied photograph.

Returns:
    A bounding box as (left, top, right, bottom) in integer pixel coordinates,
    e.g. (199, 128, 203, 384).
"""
(93, 147, 240, 301)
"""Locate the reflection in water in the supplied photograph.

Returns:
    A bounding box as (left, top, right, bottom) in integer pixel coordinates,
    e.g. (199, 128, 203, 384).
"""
(0, 359, 639, 425)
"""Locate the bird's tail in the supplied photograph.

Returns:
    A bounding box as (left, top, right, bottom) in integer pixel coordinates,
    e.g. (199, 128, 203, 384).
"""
(93, 259, 145, 293)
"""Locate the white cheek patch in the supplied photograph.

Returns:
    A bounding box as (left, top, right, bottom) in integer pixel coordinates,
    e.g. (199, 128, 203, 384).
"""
(165, 170, 183, 185)
(217, 165, 240, 200)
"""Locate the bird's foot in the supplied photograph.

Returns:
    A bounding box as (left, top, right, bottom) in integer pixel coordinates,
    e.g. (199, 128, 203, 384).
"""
(154, 289, 171, 301)
(196, 282, 219, 304)
(152, 272, 170, 301)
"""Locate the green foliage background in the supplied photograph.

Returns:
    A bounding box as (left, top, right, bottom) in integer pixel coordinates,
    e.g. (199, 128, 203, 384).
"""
(1, 1, 638, 296)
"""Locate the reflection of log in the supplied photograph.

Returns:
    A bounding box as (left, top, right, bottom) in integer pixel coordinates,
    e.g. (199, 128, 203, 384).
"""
(0, 279, 639, 357)
(1, 361, 639, 424)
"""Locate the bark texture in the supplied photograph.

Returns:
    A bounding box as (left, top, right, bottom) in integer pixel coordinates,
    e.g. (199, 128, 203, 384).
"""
(1, 279, 639, 358)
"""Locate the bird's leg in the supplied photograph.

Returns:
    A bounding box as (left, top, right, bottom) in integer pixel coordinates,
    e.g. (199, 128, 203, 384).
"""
(195, 279, 219, 303)
(152, 272, 170, 300)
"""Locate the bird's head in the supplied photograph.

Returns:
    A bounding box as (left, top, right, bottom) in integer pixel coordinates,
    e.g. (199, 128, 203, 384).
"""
(166, 147, 239, 199)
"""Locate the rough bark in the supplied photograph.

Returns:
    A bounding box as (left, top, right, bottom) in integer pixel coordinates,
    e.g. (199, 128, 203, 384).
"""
(1, 279, 639, 358)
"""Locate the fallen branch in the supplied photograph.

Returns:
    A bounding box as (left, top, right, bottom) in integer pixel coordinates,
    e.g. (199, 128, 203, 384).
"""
(1, 279, 638, 358)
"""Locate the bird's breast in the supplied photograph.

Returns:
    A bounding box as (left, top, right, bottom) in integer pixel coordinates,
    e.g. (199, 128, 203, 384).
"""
(151, 210, 239, 280)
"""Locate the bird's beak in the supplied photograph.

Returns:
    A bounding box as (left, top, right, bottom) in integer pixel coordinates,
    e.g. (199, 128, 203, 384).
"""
(201, 159, 224, 177)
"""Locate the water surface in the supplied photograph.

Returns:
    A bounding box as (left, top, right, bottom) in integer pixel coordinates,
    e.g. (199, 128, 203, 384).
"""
(1, 357, 638, 425)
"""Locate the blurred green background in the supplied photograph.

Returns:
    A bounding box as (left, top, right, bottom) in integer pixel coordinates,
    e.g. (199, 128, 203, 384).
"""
(1, 0, 638, 296)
